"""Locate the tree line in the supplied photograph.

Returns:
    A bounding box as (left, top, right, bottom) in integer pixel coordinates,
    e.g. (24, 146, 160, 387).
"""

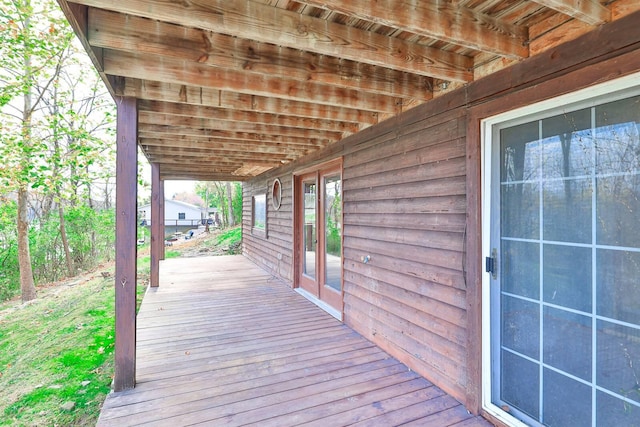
(0, 0, 117, 302)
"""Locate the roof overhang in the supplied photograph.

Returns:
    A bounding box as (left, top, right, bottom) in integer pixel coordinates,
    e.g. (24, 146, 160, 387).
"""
(56, 0, 631, 181)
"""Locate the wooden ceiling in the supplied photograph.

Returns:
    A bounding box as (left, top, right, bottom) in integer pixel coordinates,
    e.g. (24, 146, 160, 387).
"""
(57, 0, 635, 181)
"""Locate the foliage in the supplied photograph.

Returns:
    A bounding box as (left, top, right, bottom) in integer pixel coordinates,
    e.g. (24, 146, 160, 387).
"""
(195, 181, 242, 227)
(0, 0, 116, 301)
(0, 200, 20, 300)
(216, 226, 242, 248)
(325, 216, 341, 257)
(232, 182, 242, 225)
(0, 208, 115, 301)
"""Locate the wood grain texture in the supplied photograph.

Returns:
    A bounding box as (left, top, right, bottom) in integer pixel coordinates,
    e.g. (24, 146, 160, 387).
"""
(97, 255, 490, 427)
(149, 162, 161, 288)
(114, 96, 138, 391)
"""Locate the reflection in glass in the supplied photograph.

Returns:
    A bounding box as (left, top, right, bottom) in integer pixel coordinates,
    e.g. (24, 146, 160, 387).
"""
(543, 307, 591, 380)
(494, 93, 640, 425)
(324, 175, 342, 291)
(541, 107, 593, 178)
(543, 368, 592, 426)
(596, 320, 640, 405)
(502, 295, 539, 358)
(596, 249, 640, 325)
(501, 121, 540, 183)
(303, 181, 316, 279)
(543, 178, 592, 243)
(501, 240, 539, 299)
(597, 175, 640, 247)
(501, 350, 539, 419)
(543, 244, 592, 312)
(252, 194, 266, 230)
(501, 183, 539, 239)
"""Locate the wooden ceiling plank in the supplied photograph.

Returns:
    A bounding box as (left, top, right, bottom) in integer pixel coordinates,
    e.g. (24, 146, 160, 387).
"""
(138, 131, 330, 147)
(530, 0, 610, 25)
(137, 101, 359, 133)
(293, 0, 529, 58)
(103, 49, 402, 113)
(138, 122, 339, 141)
(137, 112, 345, 139)
(121, 78, 379, 125)
(139, 138, 315, 154)
(87, 9, 434, 100)
(72, 0, 474, 81)
(161, 175, 243, 181)
(143, 154, 291, 165)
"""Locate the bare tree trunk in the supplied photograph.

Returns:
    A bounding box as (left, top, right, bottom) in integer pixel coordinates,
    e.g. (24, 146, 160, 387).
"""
(58, 204, 75, 276)
(17, 187, 37, 302)
(18, 14, 37, 302)
(226, 182, 235, 227)
(214, 182, 227, 228)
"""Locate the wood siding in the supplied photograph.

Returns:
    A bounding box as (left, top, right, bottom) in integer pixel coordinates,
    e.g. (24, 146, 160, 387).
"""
(243, 175, 294, 283)
(341, 106, 468, 400)
(242, 10, 640, 414)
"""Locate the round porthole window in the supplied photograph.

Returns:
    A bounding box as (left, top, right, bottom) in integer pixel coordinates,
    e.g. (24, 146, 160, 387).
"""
(271, 178, 282, 210)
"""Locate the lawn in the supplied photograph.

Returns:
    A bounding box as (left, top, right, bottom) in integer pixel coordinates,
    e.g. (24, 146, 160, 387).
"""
(0, 227, 241, 426)
(0, 271, 120, 426)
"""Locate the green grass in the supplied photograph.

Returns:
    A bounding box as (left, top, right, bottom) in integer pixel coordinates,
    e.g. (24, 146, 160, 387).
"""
(0, 233, 239, 426)
(0, 275, 117, 426)
(216, 226, 242, 247)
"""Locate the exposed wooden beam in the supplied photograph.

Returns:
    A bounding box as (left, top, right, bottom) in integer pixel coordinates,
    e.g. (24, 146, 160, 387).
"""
(138, 124, 339, 142)
(150, 162, 161, 288)
(140, 125, 339, 142)
(87, 9, 434, 100)
(121, 79, 379, 125)
(144, 155, 295, 167)
(138, 132, 330, 147)
(73, 0, 475, 80)
(137, 113, 346, 140)
(159, 180, 165, 260)
(294, 0, 529, 58)
(113, 96, 137, 392)
(531, 0, 610, 25)
(141, 146, 300, 161)
(137, 100, 360, 133)
(160, 172, 253, 181)
(103, 50, 404, 113)
(139, 138, 314, 155)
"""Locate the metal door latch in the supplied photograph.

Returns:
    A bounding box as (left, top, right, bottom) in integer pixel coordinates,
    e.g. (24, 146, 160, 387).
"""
(485, 248, 498, 280)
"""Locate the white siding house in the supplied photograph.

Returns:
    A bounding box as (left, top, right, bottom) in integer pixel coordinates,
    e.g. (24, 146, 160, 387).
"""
(139, 199, 205, 227)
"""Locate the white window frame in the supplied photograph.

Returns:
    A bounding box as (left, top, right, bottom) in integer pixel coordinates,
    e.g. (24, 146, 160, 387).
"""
(480, 72, 640, 427)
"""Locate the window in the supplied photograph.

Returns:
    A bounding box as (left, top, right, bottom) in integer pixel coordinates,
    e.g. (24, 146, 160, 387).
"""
(252, 194, 266, 233)
(482, 75, 640, 427)
(178, 212, 185, 220)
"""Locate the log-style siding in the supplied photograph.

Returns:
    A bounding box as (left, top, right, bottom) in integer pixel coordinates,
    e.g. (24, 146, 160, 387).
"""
(342, 106, 469, 399)
(243, 176, 294, 282)
(242, 10, 640, 415)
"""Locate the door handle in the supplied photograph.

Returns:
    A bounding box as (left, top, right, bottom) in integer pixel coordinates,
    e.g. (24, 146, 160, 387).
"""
(485, 248, 498, 280)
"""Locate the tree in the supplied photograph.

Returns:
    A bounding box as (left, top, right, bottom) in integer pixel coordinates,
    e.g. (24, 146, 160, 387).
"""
(195, 181, 242, 228)
(39, 43, 114, 277)
(0, 0, 114, 300)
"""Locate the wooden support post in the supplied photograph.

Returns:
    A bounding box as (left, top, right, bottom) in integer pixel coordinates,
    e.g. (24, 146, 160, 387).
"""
(114, 96, 138, 392)
(150, 163, 161, 287)
(160, 180, 165, 260)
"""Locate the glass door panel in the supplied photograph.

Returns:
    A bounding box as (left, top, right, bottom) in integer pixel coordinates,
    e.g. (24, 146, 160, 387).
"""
(324, 174, 342, 292)
(303, 180, 317, 280)
(491, 93, 640, 426)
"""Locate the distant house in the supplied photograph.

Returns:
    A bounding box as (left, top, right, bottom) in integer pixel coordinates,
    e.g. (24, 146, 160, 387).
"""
(138, 199, 205, 227)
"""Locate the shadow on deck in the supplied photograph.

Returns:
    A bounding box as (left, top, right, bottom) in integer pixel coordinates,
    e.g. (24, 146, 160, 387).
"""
(98, 255, 491, 426)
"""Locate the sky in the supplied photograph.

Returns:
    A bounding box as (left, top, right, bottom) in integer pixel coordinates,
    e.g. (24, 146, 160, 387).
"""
(164, 180, 196, 198)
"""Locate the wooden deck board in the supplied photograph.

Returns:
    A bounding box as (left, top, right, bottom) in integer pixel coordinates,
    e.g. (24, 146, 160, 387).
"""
(98, 255, 491, 426)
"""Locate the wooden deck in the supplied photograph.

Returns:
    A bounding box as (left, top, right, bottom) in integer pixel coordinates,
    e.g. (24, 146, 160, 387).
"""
(98, 255, 492, 426)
